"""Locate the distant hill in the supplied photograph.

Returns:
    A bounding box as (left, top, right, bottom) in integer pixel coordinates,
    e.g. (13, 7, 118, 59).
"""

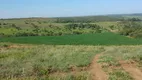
(1, 13, 142, 22)
(106, 13, 142, 16)
(106, 13, 142, 19)
(54, 13, 142, 22)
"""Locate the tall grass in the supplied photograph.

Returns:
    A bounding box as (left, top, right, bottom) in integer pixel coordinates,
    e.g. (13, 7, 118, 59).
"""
(0, 45, 104, 79)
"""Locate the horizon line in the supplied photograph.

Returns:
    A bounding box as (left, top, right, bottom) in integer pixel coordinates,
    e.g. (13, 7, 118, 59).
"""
(0, 12, 142, 19)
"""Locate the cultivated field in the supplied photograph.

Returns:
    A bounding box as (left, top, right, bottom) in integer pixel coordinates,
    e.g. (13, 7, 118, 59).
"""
(1, 33, 142, 45)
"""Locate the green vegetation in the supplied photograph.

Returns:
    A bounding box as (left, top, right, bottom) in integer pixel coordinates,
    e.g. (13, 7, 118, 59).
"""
(0, 21, 105, 37)
(99, 46, 142, 67)
(0, 13, 142, 38)
(1, 44, 142, 80)
(1, 33, 142, 45)
(102, 46, 142, 62)
(109, 70, 133, 80)
(99, 55, 120, 67)
(98, 46, 142, 80)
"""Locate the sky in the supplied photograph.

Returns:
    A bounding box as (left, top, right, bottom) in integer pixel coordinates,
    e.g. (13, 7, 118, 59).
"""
(0, 0, 142, 18)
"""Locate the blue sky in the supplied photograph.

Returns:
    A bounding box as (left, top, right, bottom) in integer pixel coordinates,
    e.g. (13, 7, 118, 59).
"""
(0, 0, 142, 18)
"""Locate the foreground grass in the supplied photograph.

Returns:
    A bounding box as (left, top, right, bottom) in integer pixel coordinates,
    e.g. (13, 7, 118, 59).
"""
(0, 44, 104, 80)
(0, 43, 142, 80)
(1, 33, 142, 45)
(99, 46, 142, 80)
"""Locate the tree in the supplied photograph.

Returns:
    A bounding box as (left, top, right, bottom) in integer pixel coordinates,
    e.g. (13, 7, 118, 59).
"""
(3, 23, 7, 25)
(11, 24, 21, 30)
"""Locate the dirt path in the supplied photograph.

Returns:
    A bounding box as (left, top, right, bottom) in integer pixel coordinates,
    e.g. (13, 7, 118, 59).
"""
(90, 54, 108, 80)
(120, 61, 142, 80)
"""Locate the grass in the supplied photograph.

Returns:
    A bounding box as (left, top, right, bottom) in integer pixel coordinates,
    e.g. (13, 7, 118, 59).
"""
(109, 69, 133, 80)
(1, 33, 142, 45)
(102, 46, 142, 61)
(0, 44, 104, 79)
(98, 55, 120, 67)
(6, 72, 90, 80)
(0, 43, 142, 80)
(98, 46, 142, 80)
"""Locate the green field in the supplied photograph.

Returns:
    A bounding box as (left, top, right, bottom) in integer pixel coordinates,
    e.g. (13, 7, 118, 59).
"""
(1, 33, 142, 45)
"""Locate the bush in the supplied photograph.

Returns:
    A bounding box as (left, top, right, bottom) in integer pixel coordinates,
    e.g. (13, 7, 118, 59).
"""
(11, 24, 21, 30)
(0, 33, 4, 37)
(109, 25, 115, 30)
(0, 43, 10, 47)
(24, 21, 29, 24)
(73, 31, 83, 34)
(3, 23, 7, 25)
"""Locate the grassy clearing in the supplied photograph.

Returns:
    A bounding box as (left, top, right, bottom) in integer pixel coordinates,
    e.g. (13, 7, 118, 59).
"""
(0, 44, 104, 79)
(1, 33, 142, 45)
